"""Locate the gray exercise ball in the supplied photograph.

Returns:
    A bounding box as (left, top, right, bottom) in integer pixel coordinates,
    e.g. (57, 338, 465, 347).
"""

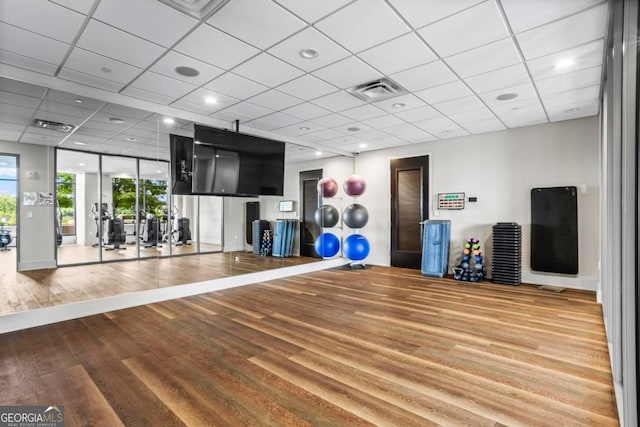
(314, 205, 339, 227)
(342, 203, 369, 229)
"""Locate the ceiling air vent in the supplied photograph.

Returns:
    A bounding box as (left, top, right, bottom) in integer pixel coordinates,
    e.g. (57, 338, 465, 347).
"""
(347, 78, 408, 102)
(158, 0, 228, 19)
(33, 119, 74, 133)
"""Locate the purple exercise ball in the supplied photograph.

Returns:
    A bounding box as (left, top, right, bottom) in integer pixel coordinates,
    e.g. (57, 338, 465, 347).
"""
(343, 174, 366, 196)
(317, 177, 338, 198)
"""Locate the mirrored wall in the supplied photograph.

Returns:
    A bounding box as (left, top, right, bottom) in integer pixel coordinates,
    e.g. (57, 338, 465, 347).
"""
(56, 148, 223, 266)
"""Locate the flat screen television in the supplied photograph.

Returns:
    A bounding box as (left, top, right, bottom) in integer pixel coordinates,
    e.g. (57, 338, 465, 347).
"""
(171, 125, 285, 197)
(169, 134, 193, 195)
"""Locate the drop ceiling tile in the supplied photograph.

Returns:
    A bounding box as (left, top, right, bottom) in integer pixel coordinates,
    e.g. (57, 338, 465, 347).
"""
(216, 101, 273, 121)
(322, 135, 362, 147)
(233, 53, 305, 88)
(463, 63, 530, 94)
(415, 80, 473, 105)
(480, 82, 539, 107)
(0, 91, 43, 109)
(300, 128, 346, 142)
(381, 122, 422, 136)
(394, 105, 442, 122)
(170, 100, 216, 115)
(311, 90, 366, 111)
(358, 32, 437, 75)
(399, 130, 438, 144)
(418, 1, 508, 57)
(129, 72, 196, 102)
(122, 127, 158, 139)
(0, 121, 27, 132)
(94, 0, 197, 47)
(433, 95, 487, 116)
(63, 48, 142, 86)
(77, 20, 165, 68)
(332, 140, 381, 153)
(527, 39, 604, 80)
(491, 98, 547, 126)
(312, 56, 382, 89)
(334, 122, 373, 135)
(244, 112, 301, 131)
(0, 49, 58, 75)
(0, 129, 24, 141)
(273, 121, 326, 136)
(374, 93, 428, 113)
(0, 103, 38, 125)
(74, 125, 118, 139)
(458, 117, 506, 134)
(541, 85, 600, 108)
(20, 132, 64, 146)
(58, 68, 125, 92)
(547, 99, 599, 121)
(362, 114, 405, 129)
(502, 0, 603, 33)
(315, 0, 410, 53)
(49, 0, 92, 14)
(38, 102, 95, 120)
(0, 23, 69, 68)
(0, 77, 46, 98)
(536, 66, 602, 96)
(516, 4, 608, 60)
(33, 110, 87, 127)
(341, 104, 387, 121)
(282, 103, 331, 121)
(150, 51, 223, 86)
(277, 75, 338, 101)
(414, 116, 460, 133)
(247, 89, 302, 111)
(268, 27, 351, 73)
(208, 0, 306, 49)
(203, 72, 268, 99)
(121, 86, 176, 105)
(311, 113, 352, 128)
(391, 61, 457, 92)
(502, 115, 548, 129)
(174, 88, 239, 113)
(436, 127, 470, 139)
(0, 0, 85, 43)
(101, 104, 152, 121)
(386, 0, 484, 30)
(448, 107, 496, 123)
(273, 0, 352, 23)
(445, 38, 522, 78)
(357, 129, 394, 141)
(174, 24, 259, 70)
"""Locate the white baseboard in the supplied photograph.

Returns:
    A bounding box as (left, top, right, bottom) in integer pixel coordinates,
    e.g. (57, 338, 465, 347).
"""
(0, 257, 349, 334)
(18, 260, 56, 271)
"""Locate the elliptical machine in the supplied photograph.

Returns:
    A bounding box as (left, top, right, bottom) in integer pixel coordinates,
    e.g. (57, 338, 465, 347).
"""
(91, 203, 110, 247)
(0, 217, 12, 251)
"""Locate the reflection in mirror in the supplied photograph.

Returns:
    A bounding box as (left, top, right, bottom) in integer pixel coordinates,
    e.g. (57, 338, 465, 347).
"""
(101, 155, 138, 261)
(138, 159, 169, 257)
(171, 194, 198, 254)
(56, 149, 101, 265)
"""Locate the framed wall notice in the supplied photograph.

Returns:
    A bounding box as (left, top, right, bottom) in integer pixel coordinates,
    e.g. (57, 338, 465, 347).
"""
(438, 192, 465, 210)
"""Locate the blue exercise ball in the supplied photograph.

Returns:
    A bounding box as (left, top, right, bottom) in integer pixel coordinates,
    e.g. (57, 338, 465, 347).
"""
(342, 203, 369, 229)
(314, 232, 340, 258)
(343, 234, 370, 261)
(314, 205, 339, 227)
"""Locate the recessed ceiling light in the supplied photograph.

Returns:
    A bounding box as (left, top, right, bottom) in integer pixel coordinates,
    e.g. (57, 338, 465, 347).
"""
(74, 98, 83, 104)
(359, 143, 367, 148)
(299, 126, 310, 131)
(440, 130, 451, 134)
(78, 163, 85, 167)
(73, 141, 87, 146)
(314, 151, 322, 156)
(563, 107, 581, 113)
(299, 48, 319, 59)
(204, 96, 217, 105)
(108, 117, 125, 124)
(156, 169, 163, 173)
(0, 162, 8, 166)
(126, 137, 137, 142)
(346, 127, 361, 132)
(101, 66, 112, 73)
(496, 93, 518, 101)
(175, 66, 200, 77)
(555, 58, 575, 69)
(163, 117, 175, 125)
(392, 103, 406, 108)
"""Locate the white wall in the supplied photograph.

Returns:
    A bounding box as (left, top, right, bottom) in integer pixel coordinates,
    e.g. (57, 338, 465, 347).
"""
(0, 140, 55, 270)
(285, 117, 600, 291)
(199, 195, 222, 245)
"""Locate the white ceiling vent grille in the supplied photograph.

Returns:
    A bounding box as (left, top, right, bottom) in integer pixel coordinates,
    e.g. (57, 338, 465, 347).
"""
(158, 0, 228, 19)
(33, 119, 74, 133)
(347, 78, 408, 102)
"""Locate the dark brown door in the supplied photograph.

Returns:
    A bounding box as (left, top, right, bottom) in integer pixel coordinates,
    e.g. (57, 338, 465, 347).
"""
(300, 169, 322, 257)
(391, 156, 429, 269)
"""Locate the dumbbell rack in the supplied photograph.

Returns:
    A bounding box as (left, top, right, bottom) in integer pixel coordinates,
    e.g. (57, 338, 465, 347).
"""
(492, 222, 522, 285)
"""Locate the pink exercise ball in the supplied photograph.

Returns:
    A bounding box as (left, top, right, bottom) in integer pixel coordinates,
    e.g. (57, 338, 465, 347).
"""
(343, 174, 366, 196)
(317, 177, 338, 198)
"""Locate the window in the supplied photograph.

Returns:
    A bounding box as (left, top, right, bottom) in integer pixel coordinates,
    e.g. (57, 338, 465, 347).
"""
(56, 172, 76, 235)
(0, 156, 17, 226)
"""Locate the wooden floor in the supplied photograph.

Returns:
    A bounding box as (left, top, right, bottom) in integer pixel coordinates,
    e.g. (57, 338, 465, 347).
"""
(0, 266, 618, 426)
(0, 250, 318, 315)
